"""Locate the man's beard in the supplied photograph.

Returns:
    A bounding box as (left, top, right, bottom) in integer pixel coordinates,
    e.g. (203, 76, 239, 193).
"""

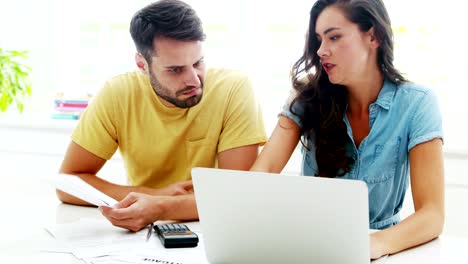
(149, 71, 203, 108)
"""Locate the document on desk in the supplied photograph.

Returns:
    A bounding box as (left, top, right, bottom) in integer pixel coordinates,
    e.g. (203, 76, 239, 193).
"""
(83, 245, 208, 264)
(55, 174, 118, 207)
(42, 218, 208, 263)
(110, 251, 208, 264)
(43, 218, 147, 258)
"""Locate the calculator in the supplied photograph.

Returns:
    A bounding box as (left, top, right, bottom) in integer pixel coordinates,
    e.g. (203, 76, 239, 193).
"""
(153, 223, 199, 248)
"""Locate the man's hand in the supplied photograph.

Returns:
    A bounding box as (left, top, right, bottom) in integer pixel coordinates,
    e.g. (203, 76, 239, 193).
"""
(100, 192, 170, 232)
(151, 180, 194, 196)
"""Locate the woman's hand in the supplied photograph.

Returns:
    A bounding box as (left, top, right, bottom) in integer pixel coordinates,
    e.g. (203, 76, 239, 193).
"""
(370, 232, 387, 260)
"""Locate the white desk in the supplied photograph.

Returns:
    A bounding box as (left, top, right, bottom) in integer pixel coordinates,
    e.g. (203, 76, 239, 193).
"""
(0, 157, 467, 264)
(2, 199, 468, 264)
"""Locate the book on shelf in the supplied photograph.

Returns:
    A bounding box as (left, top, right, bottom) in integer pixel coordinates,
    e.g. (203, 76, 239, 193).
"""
(51, 112, 80, 120)
(51, 92, 92, 120)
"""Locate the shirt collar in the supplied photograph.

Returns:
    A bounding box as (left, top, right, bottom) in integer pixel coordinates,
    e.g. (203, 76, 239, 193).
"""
(374, 79, 397, 110)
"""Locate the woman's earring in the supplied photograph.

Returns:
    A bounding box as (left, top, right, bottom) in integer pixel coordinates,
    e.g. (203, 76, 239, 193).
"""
(381, 64, 388, 72)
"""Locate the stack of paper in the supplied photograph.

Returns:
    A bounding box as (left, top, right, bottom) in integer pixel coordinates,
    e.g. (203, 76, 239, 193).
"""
(42, 218, 207, 264)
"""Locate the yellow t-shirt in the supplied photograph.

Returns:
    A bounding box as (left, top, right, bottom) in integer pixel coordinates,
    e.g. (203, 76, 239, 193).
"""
(71, 68, 267, 188)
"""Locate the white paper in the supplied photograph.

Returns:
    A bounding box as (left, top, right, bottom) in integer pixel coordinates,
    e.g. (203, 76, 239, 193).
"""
(42, 218, 153, 262)
(110, 246, 209, 264)
(45, 218, 131, 240)
(84, 250, 208, 264)
(55, 174, 118, 207)
(42, 218, 208, 263)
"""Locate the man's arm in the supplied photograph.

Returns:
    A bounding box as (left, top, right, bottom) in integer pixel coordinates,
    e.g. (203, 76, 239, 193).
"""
(163, 144, 261, 219)
(100, 144, 260, 231)
(57, 141, 192, 206)
(217, 144, 260, 170)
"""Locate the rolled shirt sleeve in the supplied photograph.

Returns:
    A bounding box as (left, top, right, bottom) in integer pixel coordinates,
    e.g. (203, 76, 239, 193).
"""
(408, 89, 444, 151)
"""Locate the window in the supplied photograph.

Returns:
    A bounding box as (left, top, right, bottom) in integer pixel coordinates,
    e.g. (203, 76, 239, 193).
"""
(1, 0, 466, 152)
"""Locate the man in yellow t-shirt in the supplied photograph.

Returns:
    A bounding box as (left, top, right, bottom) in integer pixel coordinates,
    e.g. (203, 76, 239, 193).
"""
(57, 0, 266, 231)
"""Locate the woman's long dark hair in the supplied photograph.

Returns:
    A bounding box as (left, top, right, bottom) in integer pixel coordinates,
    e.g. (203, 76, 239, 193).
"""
(290, 0, 407, 178)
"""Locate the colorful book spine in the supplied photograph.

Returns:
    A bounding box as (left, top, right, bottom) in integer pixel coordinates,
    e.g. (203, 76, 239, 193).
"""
(54, 106, 88, 112)
(51, 113, 80, 120)
(56, 102, 88, 108)
(51, 97, 90, 120)
(54, 99, 89, 104)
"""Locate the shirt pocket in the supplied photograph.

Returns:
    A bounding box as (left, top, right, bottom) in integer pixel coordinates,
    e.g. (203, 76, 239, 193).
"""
(363, 137, 401, 184)
(185, 137, 218, 169)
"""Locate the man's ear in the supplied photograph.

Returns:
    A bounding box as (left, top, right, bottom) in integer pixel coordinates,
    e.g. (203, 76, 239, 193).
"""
(367, 27, 380, 49)
(135, 53, 149, 74)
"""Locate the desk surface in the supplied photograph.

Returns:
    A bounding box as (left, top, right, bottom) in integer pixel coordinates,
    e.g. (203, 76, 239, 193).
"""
(0, 162, 467, 264)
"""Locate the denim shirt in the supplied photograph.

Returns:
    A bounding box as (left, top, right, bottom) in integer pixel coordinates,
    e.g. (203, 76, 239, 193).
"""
(280, 80, 443, 229)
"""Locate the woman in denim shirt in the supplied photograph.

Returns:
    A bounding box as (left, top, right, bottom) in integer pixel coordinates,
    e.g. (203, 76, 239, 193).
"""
(251, 0, 444, 259)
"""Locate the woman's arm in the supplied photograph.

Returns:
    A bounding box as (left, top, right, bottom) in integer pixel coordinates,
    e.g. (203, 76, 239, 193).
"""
(250, 116, 301, 173)
(370, 138, 444, 258)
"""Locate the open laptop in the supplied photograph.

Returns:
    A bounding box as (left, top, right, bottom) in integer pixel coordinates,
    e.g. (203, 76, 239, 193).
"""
(192, 167, 371, 264)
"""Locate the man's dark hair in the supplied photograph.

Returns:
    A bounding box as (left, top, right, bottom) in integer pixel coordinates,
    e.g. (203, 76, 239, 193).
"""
(130, 0, 206, 64)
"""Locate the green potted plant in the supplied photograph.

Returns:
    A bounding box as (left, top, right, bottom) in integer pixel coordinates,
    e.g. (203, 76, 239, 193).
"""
(0, 48, 32, 112)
